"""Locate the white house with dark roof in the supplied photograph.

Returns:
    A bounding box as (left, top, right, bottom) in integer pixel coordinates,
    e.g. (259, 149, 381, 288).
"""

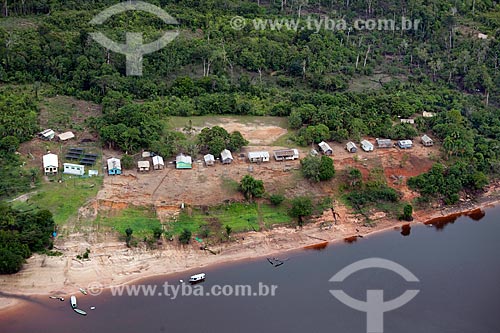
(273, 149, 299, 161)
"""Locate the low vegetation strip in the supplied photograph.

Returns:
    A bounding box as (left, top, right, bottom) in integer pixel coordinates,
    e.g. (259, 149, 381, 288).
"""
(95, 207, 162, 239)
(171, 202, 291, 236)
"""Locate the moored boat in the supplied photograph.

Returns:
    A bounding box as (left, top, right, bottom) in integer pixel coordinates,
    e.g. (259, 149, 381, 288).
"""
(79, 288, 87, 295)
(70, 295, 77, 309)
(73, 308, 87, 316)
(189, 273, 206, 283)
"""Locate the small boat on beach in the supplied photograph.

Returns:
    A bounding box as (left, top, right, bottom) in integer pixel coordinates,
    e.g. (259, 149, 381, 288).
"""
(79, 288, 88, 295)
(189, 273, 206, 283)
(49, 296, 64, 301)
(73, 308, 87, 316)
(70, 296, 77, 309)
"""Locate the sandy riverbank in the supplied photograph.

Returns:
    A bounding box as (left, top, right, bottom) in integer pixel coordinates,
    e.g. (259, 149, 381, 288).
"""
(1, 188, 499, 312)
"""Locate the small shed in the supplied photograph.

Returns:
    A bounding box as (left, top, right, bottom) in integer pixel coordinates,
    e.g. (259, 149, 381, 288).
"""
(248, 151, 270, 163)
(421, 135, 434, 147)
(274, 149, 299, 161)
(57, 131, 75, 141)
(310, 149, 319, 156)
(422, 112, 436, 118)
(398, 140, 413, 149)
(107, 158, 122, 175)
(346, 142, 358, 153)
(138, 160, 150, 172)
(318, 141, 333, 155)
(361, 140, 374, 152)
(221, 149, 234, 164)
(176, 154, 192, 169)
(376, 138, 393, 148)
(63, 163, 84, 176)
(39, 129, 55, 140)
(142, 151, 152, 158)
(152, 155, 165, 170)
(204, 154, 215, 166)
(89, 170, 99, 177)
(43, 153, 59, 175)
(400, 119, 415, 124)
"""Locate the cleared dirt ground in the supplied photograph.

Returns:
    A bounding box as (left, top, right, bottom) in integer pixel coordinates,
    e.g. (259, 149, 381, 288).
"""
(176, 117, 289, 145)
(96, 117, 441, 221)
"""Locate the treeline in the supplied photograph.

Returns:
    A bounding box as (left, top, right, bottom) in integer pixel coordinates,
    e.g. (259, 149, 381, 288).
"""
(408, 107, 496, 204)
(0, 204, 55, 274)
(0, 89, 40, 198)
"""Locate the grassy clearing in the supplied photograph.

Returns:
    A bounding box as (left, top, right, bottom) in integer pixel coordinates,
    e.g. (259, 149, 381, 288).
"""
(272, 131, 297, 147)
(12, 176, 103, 225)
(220, 176, 240, 196)
(170, 202, 292, 236)
(0, 17, 39, 30)
(167, 115, 288, 130)
(96, 207, 162, 238)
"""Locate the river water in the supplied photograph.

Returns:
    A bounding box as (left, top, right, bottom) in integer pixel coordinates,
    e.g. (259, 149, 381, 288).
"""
(1, 206, 500, 333)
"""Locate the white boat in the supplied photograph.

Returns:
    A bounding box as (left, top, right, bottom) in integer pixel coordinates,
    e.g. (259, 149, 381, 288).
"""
(189, 273, 206, 283)
(73, 308, 87, 316)
(70, 295, 77, 309)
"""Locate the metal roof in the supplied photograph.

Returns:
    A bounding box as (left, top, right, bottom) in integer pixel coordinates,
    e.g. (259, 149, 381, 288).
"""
(138, 161, 150, 168)
(43, 153, 58, 168)
(152, 155, 164, 166)
(176, 154, 192, 165)
(107, 158, 121, 170)
(204, 154, 215, 162)
(221, 149, 233, 161)
(361, 140, 373, 147)
(421, 135, 433, 143)
(318, 141, 333, 152)
(57, 131, 75, 141)
(346, 142, 357, 150)
(248, 151, 270, 159)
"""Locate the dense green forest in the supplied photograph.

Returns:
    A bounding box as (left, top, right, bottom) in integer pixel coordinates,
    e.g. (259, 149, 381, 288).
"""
(0, 204, 55, 273)
(0, 0, 499, 271)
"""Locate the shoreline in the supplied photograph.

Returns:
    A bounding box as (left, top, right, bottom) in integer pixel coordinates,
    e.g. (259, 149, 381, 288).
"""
(1, 191, 499, 312)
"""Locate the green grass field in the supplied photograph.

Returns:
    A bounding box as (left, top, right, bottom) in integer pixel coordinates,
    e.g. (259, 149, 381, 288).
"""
(12, 176, 103, 225)
(95, 207, 162, 238)
(170, 202, 292, 237)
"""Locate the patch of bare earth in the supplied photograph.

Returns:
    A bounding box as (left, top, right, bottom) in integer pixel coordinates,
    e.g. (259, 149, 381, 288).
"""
(180, 118, 288, 145)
